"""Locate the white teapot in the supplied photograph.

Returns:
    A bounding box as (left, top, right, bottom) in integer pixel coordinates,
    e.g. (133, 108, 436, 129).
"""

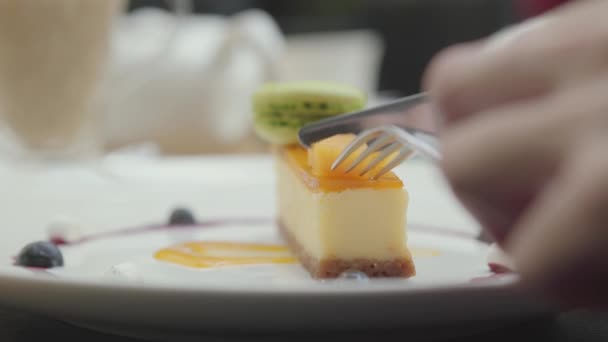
(98, 7, 285, 155)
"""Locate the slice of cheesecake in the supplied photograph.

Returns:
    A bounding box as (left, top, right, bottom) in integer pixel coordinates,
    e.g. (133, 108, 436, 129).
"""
(276, 134, 416, 278)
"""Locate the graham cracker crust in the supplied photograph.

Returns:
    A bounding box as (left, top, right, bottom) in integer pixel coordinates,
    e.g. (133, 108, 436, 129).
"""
(278, 220, 416, 279)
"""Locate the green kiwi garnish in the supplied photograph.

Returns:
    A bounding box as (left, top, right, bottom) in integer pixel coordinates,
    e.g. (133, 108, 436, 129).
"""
(252, 81, 367, 145)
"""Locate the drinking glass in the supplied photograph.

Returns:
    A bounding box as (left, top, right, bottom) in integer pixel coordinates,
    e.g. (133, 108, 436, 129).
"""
(0, 0, 191, 167)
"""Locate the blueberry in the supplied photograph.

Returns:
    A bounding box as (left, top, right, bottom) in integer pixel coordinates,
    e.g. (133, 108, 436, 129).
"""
(168, 207, 196, 225)
(16, 241, 64, 268)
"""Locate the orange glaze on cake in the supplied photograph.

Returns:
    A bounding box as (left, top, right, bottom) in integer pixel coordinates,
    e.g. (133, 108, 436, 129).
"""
(281, 146, 403, 193)
(154, 241, 440, 269)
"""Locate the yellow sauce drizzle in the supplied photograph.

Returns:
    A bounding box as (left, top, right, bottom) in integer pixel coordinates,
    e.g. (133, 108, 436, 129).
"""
(410, 248, 442, 257)
(154, 241, 297, 268)
(154, 241, 441, 269)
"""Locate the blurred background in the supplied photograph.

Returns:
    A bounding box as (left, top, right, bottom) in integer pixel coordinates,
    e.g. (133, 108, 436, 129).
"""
(0, 1, 562, 159)
(127, 0, 518, 96)
(110, 0, 525, 155)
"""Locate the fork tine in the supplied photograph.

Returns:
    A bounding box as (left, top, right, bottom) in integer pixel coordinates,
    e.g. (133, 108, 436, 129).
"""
(344, 132, 395, 173)
(359, 141, 402, 176)
(371, 147, 415, 180)
(330, 128, 382, 170)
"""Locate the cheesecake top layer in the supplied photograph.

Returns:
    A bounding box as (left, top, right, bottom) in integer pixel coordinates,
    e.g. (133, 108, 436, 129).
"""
(280, 146, 403, 192)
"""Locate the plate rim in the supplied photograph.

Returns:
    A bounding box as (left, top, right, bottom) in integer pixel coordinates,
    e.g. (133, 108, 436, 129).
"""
(0, 222, 517, 297)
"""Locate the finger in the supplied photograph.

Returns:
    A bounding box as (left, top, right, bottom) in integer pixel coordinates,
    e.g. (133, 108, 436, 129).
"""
(424, 1, 608, 124)
(424, 17, 555, 123)
(439, 98, 569, 241)
(440, 76, 608, 243)
(440, 100, 567, 190)
(506, 135, 608, 308)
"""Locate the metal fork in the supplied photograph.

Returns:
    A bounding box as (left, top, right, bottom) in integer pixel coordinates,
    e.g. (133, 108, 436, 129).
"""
(298, 92, 442, 179)
(331, 125, 441, 179)
(297, 93, 498, 244)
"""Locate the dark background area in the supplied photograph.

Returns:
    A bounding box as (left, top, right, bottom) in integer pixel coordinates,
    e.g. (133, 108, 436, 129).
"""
(129, 0, 519, 95)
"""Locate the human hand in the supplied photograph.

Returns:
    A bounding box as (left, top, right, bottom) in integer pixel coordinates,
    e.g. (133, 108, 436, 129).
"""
(423, 1, 608, 307)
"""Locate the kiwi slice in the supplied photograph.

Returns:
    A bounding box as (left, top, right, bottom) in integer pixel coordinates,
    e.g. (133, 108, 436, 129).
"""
(252, 81, 367, 145)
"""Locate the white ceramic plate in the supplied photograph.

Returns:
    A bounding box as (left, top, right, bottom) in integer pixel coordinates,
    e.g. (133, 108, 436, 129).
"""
(0, 155, 552, 339)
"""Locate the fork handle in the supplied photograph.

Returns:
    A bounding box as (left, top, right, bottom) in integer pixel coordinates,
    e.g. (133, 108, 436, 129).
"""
(392, 125, 441, 162)
(298, 92, 436, 148)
